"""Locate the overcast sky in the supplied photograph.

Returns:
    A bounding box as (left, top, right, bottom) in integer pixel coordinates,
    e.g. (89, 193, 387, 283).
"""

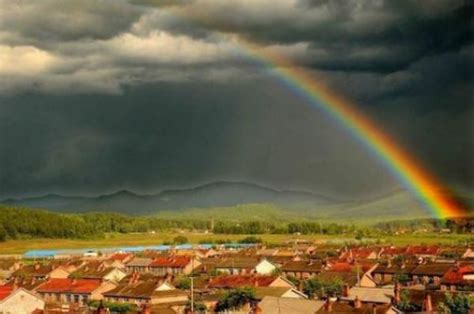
(0, 0, 472, 199)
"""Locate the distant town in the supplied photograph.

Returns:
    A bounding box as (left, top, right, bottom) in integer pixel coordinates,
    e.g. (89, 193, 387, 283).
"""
(1, 236, 473, 313)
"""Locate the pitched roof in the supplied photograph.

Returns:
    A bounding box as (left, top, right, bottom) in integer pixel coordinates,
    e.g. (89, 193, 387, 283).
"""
(281, 260, 323, 272)
(406, 246, 439, 255)
(329, 262, 374, 273)
(215, 257, 260, 269)
(36, 278, 103, 294)
(109, 253, 133, 262)
(372, 263, 417, 275)
(411, 263, 452, 276)
(343, 287, 394, 304)
(104, 280, 159, 299)
(442, 265, 474, 285)
(150, 256, 191, 268)
(126, 257, 153, 267)
(0, 285, 13, 301)
(208, 275, 277, 288)
(254, 287, 307, 299)
(259, 296, 325, 314)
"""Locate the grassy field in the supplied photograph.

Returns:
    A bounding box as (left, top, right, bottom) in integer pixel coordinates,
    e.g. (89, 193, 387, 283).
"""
(0, 232, 471, 255)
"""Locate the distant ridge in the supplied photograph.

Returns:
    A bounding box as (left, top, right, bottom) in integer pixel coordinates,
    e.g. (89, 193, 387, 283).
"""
(1, 181, 335, 214)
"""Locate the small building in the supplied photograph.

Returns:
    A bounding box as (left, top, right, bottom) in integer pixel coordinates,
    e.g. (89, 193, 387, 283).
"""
(149, 256, 200, 276)
(125, 257, 153, 273)
(0, 286, 45, 314)
(35, 278, 116, 305)
(215, 258, 276, 275)
(281, 260, 323, 279)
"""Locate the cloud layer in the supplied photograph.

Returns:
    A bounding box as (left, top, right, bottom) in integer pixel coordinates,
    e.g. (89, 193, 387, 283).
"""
(0, 0, 472, 199)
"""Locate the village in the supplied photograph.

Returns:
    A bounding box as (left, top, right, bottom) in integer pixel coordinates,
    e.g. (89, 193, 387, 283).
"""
(0, 240, 473, 313)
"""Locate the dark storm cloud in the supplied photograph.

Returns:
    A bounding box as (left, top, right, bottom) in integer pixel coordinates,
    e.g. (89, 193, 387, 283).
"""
(0, 0, 472, 199)
(0, 80, 397, 199)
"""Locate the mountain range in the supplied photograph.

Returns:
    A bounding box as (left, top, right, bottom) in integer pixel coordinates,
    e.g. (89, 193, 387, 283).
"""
(1, 181, 335, 214)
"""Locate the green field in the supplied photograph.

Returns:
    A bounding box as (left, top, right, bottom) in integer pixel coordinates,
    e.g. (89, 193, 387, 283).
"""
(0, 232, 471, 255)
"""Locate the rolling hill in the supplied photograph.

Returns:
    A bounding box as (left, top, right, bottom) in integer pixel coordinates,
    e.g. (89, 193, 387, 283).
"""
(0, 181, 441, 222)
(0, 181, 334, 215)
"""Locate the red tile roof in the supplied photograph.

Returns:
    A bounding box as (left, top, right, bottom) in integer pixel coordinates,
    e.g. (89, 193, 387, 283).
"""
(406, 246, 439, 255)
(329, 262, 374, 273)
(0, 285, 13, 301)
(110, 253, 132, 262)
(442, 266, 474, 285)
(208, 275, 277, 288)
(150, 256, 191, 268)
(36, 278, 102, 294)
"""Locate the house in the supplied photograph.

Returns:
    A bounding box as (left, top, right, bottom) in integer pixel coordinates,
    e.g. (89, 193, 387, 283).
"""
(103, 275, 187, 307)
(208, 275, 294, 289)
(410, 263, 453, 285)
(215, 258, 277, 275)
(0, 286, 45, 314)
(149, 256, 200, 275)
(462, 248, 474, 259)
(281, 260, 323, 279)
(372, 262, 417, 285)
(109, 253, 134, 264)
(35, 278, 116, 304)
(0, 260, 22, 284)
(340, 248, 379, 260)
(441, 265, 474, 291)
(11, 263, 68, 281)
(71, 261, 127, 282)
(340, 286, 395, 304)
(125, 257, 153, 273)
(258, 296, 325, 314)
(405, 246, 439, 260)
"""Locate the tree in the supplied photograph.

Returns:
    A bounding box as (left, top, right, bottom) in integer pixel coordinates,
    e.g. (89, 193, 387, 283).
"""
(176, 277, 191, 290)
(0, 224, 6, 242)
(397, 290, 416, 312)
(303, 278, 343, 299)
(438, 293, 471, 314)
(173, 235, 188, 244)
(215, 288, 257, 312)
(238, 236, 262, 244)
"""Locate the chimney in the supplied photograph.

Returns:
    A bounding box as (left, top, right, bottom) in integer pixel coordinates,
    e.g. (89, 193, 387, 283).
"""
(393, 282, 401, 304)
(324, 299, 332, 312)
(423, 294, 433, 312)
(342, 284, 349, 297)
(30, 277, 36, 286)
(72, 279, 78, 285)
(354, 296, 361, 309)
(372, 304, 377, 314)
(34, 263, 41, 270)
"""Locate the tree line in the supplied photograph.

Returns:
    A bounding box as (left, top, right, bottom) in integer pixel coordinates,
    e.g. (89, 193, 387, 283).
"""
(0, 205, 472, 241)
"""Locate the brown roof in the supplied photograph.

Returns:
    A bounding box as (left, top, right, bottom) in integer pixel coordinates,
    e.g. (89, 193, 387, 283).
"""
(281, 260, 323, 273)
(411, 263, 453, 276)
(372, 263, 417, 275)
(104, 280, 159, 299)
(216, 257, 260, 269)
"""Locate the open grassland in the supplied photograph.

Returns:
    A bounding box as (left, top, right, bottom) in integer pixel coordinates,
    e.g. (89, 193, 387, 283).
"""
(0, 232, 471, 255)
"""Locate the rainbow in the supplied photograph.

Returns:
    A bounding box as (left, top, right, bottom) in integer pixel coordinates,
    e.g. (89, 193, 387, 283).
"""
(235, 39, 466, 218)
(151, 6, 467, 218)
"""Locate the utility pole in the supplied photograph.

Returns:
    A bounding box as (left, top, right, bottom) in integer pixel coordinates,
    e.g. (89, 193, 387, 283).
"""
(190, 276, 194, 313)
